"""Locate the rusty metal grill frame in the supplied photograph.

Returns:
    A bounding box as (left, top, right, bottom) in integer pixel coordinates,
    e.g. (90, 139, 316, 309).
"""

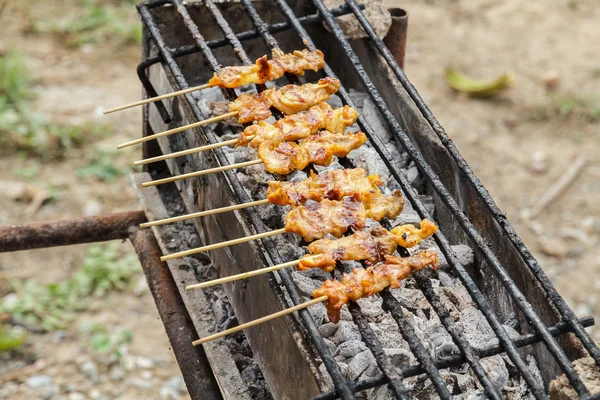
(134, 1, 600, 398)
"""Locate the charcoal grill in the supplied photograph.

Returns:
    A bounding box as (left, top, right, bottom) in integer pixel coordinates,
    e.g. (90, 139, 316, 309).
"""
(2, 0, 599, 399)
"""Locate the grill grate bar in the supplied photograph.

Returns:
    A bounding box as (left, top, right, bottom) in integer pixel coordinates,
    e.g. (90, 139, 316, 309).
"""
(309, 0, 591, 396)
(135, 3, 359, 125)
(142, 0, 355, 397)
(315, 316, 595, 400)
(267, 0, 547, 397)
(335, 263, 413, 399)
(345, 0, 600, 371)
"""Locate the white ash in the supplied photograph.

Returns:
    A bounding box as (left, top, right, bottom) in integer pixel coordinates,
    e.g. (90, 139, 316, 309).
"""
(210, 90, 544, 399)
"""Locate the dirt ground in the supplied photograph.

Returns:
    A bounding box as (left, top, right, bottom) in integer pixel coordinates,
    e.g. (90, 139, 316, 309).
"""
(0, 0, 598, 399)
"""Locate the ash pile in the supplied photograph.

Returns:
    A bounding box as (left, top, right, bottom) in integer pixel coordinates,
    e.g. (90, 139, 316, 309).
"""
(195, 87, 544, 399)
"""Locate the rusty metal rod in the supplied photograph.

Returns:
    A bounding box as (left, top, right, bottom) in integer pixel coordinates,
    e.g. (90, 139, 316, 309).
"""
(128, 227, 222, 400)
(383, 8, 408, 70)
(0, 211, 147, 253)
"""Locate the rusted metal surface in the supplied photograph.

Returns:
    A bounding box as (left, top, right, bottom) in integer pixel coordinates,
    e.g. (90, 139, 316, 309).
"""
(128, 226, 222, 400)
(383, 8, 408, 70)
(0, 211, 146, 253)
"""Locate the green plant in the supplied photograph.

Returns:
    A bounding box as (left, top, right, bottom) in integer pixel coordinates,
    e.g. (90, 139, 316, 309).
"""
(81, 324, 133, 359)
(14, 165, 41, 180)
(0, 324, 25, 352)
(0, 51, 109, 160)
(76, 152, 125, 182)
(0, 242, 140, 331)
(32, 1, 142, 48)
(524, 93, 600, 123)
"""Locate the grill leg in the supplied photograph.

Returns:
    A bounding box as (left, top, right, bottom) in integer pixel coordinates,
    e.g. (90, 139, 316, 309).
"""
(383, 8, 408, 70)
(128, 226, 222, 400)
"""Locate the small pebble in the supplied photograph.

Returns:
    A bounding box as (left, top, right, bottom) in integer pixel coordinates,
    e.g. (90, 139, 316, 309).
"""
(26, 375, 53, 389)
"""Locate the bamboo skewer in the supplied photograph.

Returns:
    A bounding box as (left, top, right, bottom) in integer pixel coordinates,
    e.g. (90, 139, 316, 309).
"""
(186, 260, 300, 290)
(103, 83, 211, 114)
(116, 111, 238, 149)
(140, 199, 270, 228)
(142, 159, 263, 187)
(160, 228, 287, 261)
(133, 136, 255, 166)
(192, 295, 328, 346)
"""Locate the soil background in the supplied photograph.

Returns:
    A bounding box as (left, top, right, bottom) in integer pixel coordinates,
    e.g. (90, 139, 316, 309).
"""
(0, 0, 598, 399)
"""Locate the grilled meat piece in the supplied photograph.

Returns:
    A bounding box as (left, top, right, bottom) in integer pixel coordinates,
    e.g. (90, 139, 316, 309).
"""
(313, 251, 438, 322)
(298, 220, 438, 272)
(228, 78, 341, 123)
(258, 130, 367, 175)
(237, 103, 359, 148)
(267, 168, 404, 219)
(285, 196, 366, 242)
(208, 49, 324, 88)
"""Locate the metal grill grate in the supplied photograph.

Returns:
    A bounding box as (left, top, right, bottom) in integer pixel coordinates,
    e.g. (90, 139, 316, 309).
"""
(134, 1, 600, 398)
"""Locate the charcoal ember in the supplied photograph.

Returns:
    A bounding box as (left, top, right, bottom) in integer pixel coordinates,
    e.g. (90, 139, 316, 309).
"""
(345, 350, 376, 380)
(348, 89, 370, 109)
(322, 0, 391, 40)
(308, 303, 328, 326)
(318, 363, 334, 390)
(356, 297, 384, 319)
(383, 347, 413, 369)
(332, 321, 362, 344)
(291, 271, 322, 297)
(480, 355, 509, 391)
(459, 307, 498, 352)
(296, 267, 329, 282)
(455, 372, 477, 394)
(318, 322, 339, 338)
(362, 97, 392, 144)
(422, 320, 460, 360)
(323, 338, 337, 354)
(432, 244, 475, 271)
(348, 145, 393, 187)
(335, 340, 367, 359)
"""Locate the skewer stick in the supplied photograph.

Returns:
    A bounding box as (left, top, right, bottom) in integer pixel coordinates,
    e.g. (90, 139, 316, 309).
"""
(142, 159, 263, 187)
(140, 199, 270, 228)
(192, 295, 328, 346)
(133, 136, 255, 166)
(160, 228, 287, 261)
(186, 260, 300, 290)
(103, 83, 211, 114)
(116, 111, 238, 149)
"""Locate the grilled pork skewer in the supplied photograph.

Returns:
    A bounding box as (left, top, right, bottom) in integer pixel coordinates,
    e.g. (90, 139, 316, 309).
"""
(104, 49, 325, 114)
(161, 193, 416, 262)
(185, 220, 437, 291)
(141, 168, 403, 228)
(134, 103, 359, 166)
(142, 130, 367, 187)
(314, 251, 439, 323)
(161, 196, 368, 261)
(192, 251, 437, 345)
(116, 78, 341, 149)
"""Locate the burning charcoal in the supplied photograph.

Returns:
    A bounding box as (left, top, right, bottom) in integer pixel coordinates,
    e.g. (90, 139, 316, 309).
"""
(308, 303, 328, 326)
(459, 307, 498, 352)
(480, 355, 510, 391)
(318, 363, 334, 390)
(323, 338, 337, 354)
(332, 321, 362, 344)
(345, 350, 376, 380)
(455, 372, 477, 394)
(432, 244, 475, 271)
(318, 322, 339, 338)
(348, 146, 393, 187)
(291, 271, 321, 297)
(363, 97, 392, 144)
(383, 348, 413, 370)
(334, 340, 368, 359)
(356, 297, 384, 319)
